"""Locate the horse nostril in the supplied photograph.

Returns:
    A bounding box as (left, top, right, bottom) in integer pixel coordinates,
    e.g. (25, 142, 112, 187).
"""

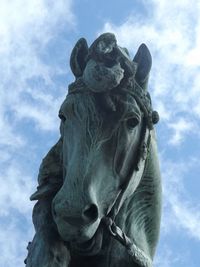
(82, 204, 99, 222)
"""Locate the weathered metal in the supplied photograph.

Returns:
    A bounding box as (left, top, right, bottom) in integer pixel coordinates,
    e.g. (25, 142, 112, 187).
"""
(25, 33, 162, 267)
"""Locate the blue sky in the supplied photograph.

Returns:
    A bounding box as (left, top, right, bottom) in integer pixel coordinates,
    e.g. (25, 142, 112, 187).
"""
(0, 0, 200, 266)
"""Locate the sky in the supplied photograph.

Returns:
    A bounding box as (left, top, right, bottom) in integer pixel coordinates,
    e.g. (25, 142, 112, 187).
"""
(0, 0, 200, 266)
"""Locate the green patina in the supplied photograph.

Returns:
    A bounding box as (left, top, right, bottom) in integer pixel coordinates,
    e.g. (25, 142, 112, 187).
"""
(25, 33, 162, 267)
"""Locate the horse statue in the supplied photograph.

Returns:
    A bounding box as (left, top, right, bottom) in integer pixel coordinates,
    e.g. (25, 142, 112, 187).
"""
(25, 33, 162, 267)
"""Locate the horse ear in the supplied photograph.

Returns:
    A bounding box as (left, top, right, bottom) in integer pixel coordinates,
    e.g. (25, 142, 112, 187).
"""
(133, 43, 152, 90)
(70, 38, 89, 78)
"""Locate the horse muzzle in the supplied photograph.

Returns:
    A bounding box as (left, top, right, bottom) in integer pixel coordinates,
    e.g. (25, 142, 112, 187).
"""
(52, 199, 102, 241)
(53, 213, 103, 256)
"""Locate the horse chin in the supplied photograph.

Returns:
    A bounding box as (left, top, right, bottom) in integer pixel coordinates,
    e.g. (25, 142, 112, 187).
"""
(71, 225, 103, 256)
(56, 218, 103, 255)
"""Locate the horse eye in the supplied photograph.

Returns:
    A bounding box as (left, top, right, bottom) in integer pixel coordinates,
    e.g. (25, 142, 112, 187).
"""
(59, 113, 66, 122)
(126, 117, 139, 130)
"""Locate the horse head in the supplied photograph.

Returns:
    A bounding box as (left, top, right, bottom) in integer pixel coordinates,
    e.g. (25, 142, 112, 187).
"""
(51, 33, 159, 255)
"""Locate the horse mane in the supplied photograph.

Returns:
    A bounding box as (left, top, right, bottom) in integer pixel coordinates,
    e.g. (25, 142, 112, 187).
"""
(30, 139, 63, 201)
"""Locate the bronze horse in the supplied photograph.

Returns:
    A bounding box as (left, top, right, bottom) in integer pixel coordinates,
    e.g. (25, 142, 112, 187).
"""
(25, 33, 162, 267)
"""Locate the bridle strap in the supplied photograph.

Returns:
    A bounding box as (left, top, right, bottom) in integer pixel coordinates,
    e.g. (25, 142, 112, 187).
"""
(102, 128, 153, 267)
(102, 218, 152, 267)
(109, 127, 151, 221)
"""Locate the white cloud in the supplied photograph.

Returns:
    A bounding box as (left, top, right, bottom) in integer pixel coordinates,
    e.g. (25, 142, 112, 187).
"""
(171, 198, 200, 239)
(0, 162, 35, 216)
(0, 215, 34, 267)
(14, 91, 64, 131)
(99, 0, 200, 145)
(0, 0, 75, 147)
(168, 118, 195, 145)
(155, 246, 184, 267)
(0, 1, 75, 266)
(0, 160, 36, 266)
(160, 158, 200, 240)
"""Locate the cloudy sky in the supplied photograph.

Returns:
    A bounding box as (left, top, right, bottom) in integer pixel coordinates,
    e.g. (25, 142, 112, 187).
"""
(0, 0, 200, 266)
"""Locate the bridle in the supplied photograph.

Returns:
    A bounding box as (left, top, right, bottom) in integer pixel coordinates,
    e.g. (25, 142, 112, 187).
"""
(68, 78, 159, 267)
